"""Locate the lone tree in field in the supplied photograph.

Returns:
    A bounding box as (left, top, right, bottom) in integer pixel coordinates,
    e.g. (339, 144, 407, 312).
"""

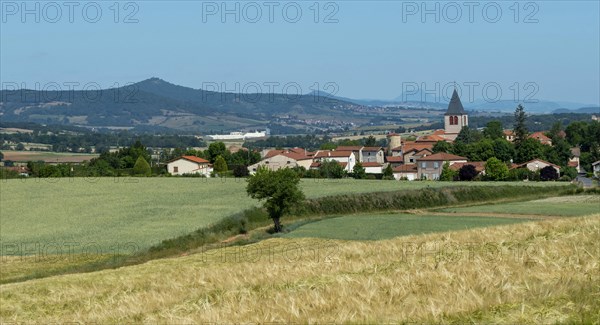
(133, 156, 151, 176)
(246, 167, 305, 232)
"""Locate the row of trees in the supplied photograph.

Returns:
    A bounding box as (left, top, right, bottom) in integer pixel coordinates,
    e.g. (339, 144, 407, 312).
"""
(0, 126, 206, 154)
(439, 158, 569, 182)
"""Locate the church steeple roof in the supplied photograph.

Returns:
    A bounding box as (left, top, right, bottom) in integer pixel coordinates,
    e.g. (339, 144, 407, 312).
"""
(445, 89, 466, 115)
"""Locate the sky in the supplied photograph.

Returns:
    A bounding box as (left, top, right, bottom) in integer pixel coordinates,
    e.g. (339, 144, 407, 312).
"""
(1, 1, 599, 106)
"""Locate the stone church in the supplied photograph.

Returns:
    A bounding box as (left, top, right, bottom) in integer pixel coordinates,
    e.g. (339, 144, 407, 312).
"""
(442, 89, 468, 141)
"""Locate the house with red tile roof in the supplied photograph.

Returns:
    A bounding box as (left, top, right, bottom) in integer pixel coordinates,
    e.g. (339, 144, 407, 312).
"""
(449, 161, 487, 176)
(361, 162, 384, 174)
(503, 130, 515, 142)
(528, 131, 552, 145)
(385, 156, 403, 167)
(392, 164, 418, 181)
(312, 150, 356, 172)
(416, 153, 467, 180)
(335, 146, 385, 164)
(248, 149, 313, 174)
(167, 156, 213, 176)
(511, 159, 560, 174)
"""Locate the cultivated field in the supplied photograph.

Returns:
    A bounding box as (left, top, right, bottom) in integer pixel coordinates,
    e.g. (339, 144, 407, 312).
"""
(283, 213, 531, 240)
(0, 178, 566, 253)
(1, 215, 597, 323)
(439, 195, 600, 217)
(1, 150, 98, 163)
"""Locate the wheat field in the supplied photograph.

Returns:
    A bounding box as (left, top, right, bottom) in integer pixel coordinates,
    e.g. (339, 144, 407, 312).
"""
(1, 214, 598, 323)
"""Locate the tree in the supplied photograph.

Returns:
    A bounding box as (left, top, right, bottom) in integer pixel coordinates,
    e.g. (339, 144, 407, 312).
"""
(133, 156, 151, 176)
(492, 138, 515, 163)
(561, 166, 578, 179)
(213, 155, 228, 173)
(0, 151, 3, 162)
(364, 135, 377, 147)
(233, 164, 249, 177)
(458, 164, 478, 181)
(439, 162, 457, 181)
(540, 165, 558, 181)
(485, 157, 509, 181)
(515, 138, 545, 164)
(352, 162, 366, 179)
(15, 143, 25, 151)
(246, 167, 305, 232)
(319, 143, 337, 150)
(545, 137, 571, 167)
(513, 104, 528, 145)
(483, 120, 504, 140)
(207, 142, 227, 162)
(468, 139, 495, 161)
(455, 126, 481, 144)
(320, 160, 345, 178)
(382, 164, 394, 179)
(432, 141, 451, 153)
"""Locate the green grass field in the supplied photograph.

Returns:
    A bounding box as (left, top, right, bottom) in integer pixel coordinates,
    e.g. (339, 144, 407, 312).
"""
(283, 213, 531, 240)
(0, 178, 568, 254)
(1, 150, 98, 163)
(439, 195, 600, 217)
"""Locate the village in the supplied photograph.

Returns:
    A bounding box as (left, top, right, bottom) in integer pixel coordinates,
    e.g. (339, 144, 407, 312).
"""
(166, 90, 591, 181)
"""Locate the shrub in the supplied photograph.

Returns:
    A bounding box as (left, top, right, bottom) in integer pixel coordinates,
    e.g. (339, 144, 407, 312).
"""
(439, 162, 457, 181)
(561, 166, 578, 179)
(233, 165, 249, 177)
(458, 164, 478, 181)
(319, 160, 346, 179)
(213, 155, 228, 173)
(485, 157, 509, 181)
(132, 156, 151, 176)
(540, 166, 559, 181)
(352, 162, 366, 179)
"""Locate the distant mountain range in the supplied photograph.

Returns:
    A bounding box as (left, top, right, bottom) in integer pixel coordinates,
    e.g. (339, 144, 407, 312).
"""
(312, 88, 598, 114)
(1, 78, 596, 133)
(0, 78, 361, 133)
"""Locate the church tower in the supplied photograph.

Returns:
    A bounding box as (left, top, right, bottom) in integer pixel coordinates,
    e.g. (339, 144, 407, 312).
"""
(443, 89, 468, 141)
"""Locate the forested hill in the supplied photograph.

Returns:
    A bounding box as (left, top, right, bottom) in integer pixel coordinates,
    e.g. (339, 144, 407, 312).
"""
(0, 78, 356, 131)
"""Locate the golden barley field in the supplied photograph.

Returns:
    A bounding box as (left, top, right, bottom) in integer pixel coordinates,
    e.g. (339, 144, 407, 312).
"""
(1, 214, 598, 323)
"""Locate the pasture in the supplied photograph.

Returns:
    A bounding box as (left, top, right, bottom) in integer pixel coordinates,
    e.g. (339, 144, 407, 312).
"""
(0, 178, 566, 253)
(439, 195, 600, 217)
(1, 215, 597, 323)
(283, 213, 531, 240)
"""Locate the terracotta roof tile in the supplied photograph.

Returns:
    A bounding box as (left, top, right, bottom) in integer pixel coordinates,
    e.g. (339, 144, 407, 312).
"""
(314, 150, 354, 158)
(361, 162, 382, 167)
(174, 155, 210, 164)
(449, 161, 486, 172)
(393, 165, 418, 173)
(386, 156, 403, 162)
(417, 152, 467, 161)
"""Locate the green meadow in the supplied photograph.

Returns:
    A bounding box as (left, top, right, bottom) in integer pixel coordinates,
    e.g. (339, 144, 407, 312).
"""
(283, 213, 531, 240)
(0, 178, 568, 253)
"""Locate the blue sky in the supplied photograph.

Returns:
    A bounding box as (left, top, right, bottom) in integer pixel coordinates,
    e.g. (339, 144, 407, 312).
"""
(1, 1, 599, 105)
